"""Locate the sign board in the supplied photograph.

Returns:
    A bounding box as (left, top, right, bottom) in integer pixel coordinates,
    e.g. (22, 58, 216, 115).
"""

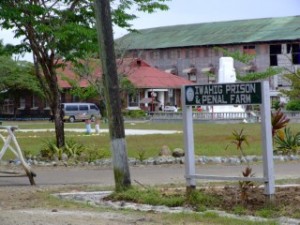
(181, 81, 275, 197)
(184, 82, 261, 106)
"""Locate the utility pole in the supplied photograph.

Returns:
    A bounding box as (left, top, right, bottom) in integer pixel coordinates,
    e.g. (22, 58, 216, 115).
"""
(94, 0, 131, 191)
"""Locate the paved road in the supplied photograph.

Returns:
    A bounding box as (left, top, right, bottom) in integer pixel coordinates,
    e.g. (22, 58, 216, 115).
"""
(1, 161, 300, 187)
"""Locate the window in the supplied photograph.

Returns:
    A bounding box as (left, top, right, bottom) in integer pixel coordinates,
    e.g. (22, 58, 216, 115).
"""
(79, 105, 88, 111)
(2, 99, 14, 114)
(90, 105, 99, 110)
(269, 44, 282, 66)
(287, 43, 300, 65)
(128, 93, 139, 107)
(66, 105, 78, 111)
(243, 45, 256, 55)
(18, 97, 25, 110)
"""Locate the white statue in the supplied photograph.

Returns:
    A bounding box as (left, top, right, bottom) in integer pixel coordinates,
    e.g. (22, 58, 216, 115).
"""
(211, 57, 245, 114)
(218, 57, 236, 83)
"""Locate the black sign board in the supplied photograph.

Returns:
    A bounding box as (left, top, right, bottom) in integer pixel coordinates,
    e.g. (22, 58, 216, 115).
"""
(184, 82, 262, 106)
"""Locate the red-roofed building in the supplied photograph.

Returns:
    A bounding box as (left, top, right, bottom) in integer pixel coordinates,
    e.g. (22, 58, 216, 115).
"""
(0, 58, 192, 118)
(58, 58, 192, 112)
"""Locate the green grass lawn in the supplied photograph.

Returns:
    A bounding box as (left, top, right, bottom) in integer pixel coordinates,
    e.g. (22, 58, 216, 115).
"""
(1, 120, 300, 160)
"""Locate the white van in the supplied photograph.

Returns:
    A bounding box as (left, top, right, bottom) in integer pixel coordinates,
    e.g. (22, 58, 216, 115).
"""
(61, 103, 101, 123)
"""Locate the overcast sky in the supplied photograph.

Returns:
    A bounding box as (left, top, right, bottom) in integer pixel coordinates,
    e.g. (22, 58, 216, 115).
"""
(0, 0, 299, 61)
(114, 0, 300, 38)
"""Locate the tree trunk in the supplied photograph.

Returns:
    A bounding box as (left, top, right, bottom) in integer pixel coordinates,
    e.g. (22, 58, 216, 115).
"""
(94, 0, 131, 191)
(53, 102, 65, 148)
(33, 55, 65, 148)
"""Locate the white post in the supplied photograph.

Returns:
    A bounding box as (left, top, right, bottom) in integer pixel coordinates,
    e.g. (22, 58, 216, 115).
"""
(260, 81, 275, 196)
(181, 86, 196, 189)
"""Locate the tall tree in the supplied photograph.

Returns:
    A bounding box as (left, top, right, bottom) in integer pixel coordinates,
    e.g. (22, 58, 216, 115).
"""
(0, 56, 43, 117)
(0, 1, 99, 147)
(0, 41, 43, 118)
(0, 0, 169, 148)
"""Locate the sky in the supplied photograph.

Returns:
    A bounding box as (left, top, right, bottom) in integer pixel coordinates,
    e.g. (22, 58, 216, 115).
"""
(0, 0, 299, 61)
(114, 0, 300, 38)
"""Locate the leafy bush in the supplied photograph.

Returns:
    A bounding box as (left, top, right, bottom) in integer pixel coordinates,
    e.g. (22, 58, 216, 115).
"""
(286, 100, 300, 111)
(39, 138, 86, 161)
(81, 145, 106, 162)
(40, 139, 63, 160)
(274, 127, 300, 155)
(64, 139, 85, 159)
(123, 109, 146, 119)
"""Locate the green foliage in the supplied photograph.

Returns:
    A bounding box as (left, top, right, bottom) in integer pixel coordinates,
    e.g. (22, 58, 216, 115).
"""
(64, 139, 85, 159)
(225, 128, 249, 158)
(39, 138, 86, 161)
(0, 56, 43, 96)
(237, 67, 283, 81)
(186, 189, 220, 211)
(280, 69, 300, 101)
(81, 145, 107, 163)
(40, 139, 63, 160)
(123, 109, 146, 118)
(111, 0, 170, 30)
(108, 187, 184, 207)
(214, 47, 255, 64)
(274, 127, 300, 155)
(233, 205, 247, 215)
(136, 148, 147, 162)
(255, 205, 278, 218)
(271, 109, 290, 137)
(272, 100, 281, 110)
(286, 100, 300, 111)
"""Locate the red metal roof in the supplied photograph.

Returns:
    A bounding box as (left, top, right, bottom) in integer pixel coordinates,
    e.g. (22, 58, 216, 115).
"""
(57, 58, 192, 89)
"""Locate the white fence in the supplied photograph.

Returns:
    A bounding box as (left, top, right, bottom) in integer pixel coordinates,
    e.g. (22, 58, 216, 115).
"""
(150, 110, 300, 122)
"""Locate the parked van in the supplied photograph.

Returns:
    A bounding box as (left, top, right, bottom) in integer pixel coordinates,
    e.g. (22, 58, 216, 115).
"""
(61, 103, 101, 123)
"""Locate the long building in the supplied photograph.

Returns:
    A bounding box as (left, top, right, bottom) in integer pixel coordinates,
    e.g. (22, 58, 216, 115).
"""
(117, 15, 300, 103)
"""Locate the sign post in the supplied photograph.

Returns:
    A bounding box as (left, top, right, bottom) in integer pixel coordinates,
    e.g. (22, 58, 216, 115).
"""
(181, 90, 196, 190)
(182, 81, 275, 197)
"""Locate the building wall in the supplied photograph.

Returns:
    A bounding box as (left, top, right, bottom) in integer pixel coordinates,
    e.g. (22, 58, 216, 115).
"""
(130, 42, 299, 92)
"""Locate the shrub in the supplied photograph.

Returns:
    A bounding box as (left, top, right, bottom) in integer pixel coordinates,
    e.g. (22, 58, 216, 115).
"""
(274, 127, 300, 155)
(40, 139, 63, 160)
(39, 138, 86, 161)
(123, 109, 146, 119)
(286, 100, 300, 111)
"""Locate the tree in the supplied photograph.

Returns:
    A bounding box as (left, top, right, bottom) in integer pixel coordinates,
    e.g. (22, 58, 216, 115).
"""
(0, 1, 99, 147)
(0, 41, 43, 118)
(0, 56, 43, 117)
(0, 0, 169, 148)
(281, 69, 300, 101)
(0, 0, 170, 191)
